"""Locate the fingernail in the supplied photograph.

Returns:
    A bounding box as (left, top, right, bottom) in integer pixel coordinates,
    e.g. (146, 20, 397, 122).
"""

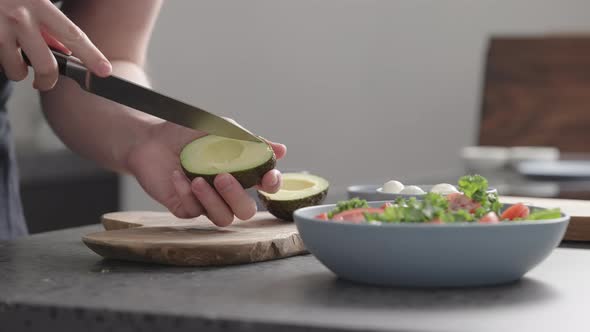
(98, 60, 112, 76)
(270, 170, 280, 187)
(216, 174, 233, 193)
(192, 177, 206, 193)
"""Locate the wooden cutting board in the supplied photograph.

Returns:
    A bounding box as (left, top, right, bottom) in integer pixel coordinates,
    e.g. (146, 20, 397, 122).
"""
(503, 196, 590, 241)
(82, 212, 307, 266)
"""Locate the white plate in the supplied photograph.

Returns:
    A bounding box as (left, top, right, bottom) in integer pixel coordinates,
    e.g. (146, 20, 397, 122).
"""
(347, 184, 497, 200)
(517, 160, 590, 179)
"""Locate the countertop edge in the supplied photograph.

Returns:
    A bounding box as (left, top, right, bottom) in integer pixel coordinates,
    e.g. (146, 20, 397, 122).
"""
(0, 301, 387, 332)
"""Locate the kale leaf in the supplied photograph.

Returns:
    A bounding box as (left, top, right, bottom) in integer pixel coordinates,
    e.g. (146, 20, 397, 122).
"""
(327, 197, 369, 218)
(458, 174, 488, 203)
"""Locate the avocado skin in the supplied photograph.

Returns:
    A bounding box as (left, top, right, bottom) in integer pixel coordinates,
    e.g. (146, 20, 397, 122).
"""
(258, 188, 328, 221)
(182, 153, 276, 189)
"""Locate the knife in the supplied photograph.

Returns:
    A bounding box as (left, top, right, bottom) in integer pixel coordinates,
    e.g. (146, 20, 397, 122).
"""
(22, 49, 261, 142)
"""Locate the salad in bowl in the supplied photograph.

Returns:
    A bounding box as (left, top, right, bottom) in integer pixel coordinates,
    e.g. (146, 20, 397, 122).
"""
(293, 175, 568, 287)
(318, 175, 560, 224)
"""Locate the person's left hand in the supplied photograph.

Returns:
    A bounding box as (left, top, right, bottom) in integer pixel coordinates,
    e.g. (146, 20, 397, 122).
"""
(126, 120, 286, 226)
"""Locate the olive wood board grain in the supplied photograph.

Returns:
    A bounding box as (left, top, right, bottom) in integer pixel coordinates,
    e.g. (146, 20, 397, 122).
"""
(502, 196, 590, 241)
(82, 211, 307, 266)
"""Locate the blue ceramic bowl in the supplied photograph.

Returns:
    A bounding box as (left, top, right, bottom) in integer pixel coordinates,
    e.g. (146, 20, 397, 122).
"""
(294, 202, 569, 288)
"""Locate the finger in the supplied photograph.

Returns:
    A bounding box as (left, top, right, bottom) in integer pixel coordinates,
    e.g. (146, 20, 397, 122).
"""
(191, 177, 234, 227)
(257, 169, 282, 194)
(8, 7, 57, 90)
(172, 170, 204, 218)
(167, 199, 191, 219)
(268, 141, 287, 160)
(41, 30, 71, 55)
(257, 136, 287, 160)
(34, 1, 111, 76)
(0, 45, 28, 81)
(214, 173, 257, 221)
(0, 24, 27, 81)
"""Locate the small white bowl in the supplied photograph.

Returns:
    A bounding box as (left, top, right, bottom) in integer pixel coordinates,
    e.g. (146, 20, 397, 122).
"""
(509, 146, 560, 166)
(461, 146, 510, 172)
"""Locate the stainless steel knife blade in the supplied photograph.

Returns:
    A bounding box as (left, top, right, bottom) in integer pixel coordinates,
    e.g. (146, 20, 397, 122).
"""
(87, 75, 260, 142)
(24, 50, 261, 142)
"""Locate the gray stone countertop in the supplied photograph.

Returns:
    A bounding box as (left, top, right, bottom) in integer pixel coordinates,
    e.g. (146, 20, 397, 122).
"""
(1, 224, 589, 332)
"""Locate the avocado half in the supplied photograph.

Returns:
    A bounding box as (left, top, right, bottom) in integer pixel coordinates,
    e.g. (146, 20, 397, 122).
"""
(180, 135, 276, 188)
(258, 173, 329, 221)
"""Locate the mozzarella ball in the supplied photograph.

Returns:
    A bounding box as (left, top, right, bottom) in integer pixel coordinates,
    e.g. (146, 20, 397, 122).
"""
(400, 185, 426, 195)
(430, 183, 459, 195)
(382, 180, 405, 194)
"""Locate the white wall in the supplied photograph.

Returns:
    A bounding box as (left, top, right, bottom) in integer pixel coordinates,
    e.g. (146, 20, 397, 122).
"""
(9, 0, 590, 211)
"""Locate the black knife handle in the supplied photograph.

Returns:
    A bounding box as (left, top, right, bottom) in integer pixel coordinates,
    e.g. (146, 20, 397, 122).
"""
(21, 49, 68, 76)
(21, 49, 89, 89)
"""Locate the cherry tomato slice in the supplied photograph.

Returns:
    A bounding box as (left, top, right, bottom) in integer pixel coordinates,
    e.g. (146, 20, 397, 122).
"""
(315, 212, 329, 220)
(479, 212, 500, 223)
(447, 193, 481, 213)
(501, 203, 530, 221)
(332, 208, 384, 222)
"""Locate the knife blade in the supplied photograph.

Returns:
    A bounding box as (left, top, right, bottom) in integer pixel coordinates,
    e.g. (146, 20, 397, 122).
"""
(23, 50, 261, 143)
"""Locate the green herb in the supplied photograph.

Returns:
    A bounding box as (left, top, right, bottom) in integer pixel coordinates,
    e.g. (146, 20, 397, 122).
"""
(527, 208, 562, 220)
(327, 197, 369, 218)
(368, 193, 449, 223)
(422, 192, 450, 220)
(488, 192, 503, 215)
(363, 212, 383, 222)
(440, 209, 475, 223)
(458, 174, 488, 203)
(452, 209, 476, 222)
(439, 212, 454, 222)
(394, 197, 406, 206)
(458, 175, 502, 216)
(473, 207, 487, 219)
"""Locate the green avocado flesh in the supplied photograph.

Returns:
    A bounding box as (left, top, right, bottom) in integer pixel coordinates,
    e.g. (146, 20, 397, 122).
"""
(258, 173, 329, 221)
(180, 135, 276, 188)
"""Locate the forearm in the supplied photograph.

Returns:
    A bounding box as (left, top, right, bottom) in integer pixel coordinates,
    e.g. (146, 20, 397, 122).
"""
(40, 61, 163, 173)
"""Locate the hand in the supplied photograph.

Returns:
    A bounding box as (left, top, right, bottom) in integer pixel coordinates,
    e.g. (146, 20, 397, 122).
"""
(126, 121, 287, 226)
(0, 0, 111, 90)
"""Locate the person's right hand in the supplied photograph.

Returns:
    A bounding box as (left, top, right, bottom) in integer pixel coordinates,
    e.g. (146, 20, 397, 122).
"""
(0, 0, 112, 90)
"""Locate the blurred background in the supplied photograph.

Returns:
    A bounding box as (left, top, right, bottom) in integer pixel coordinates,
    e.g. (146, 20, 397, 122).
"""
(8, 0, 590, 232)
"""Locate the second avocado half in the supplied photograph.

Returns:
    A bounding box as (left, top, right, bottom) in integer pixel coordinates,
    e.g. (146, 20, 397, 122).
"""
(258, 173, 329, 221)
